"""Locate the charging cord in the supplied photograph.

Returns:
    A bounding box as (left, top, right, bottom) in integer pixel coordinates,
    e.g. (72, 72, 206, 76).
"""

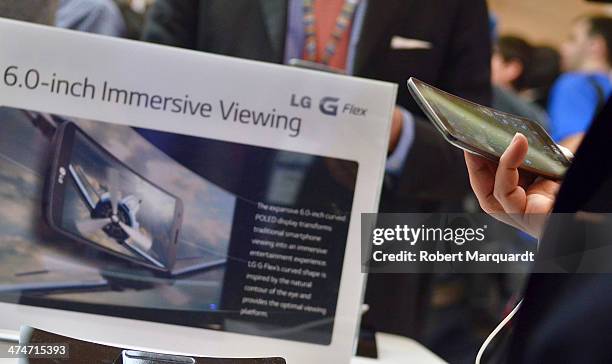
(0, 329, 19, 343)
(475, 299, 523, 364)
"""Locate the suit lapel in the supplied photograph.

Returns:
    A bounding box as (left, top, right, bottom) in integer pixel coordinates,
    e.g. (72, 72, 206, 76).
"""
(353, 0, 405, 75)
(259, 0, 289, 62)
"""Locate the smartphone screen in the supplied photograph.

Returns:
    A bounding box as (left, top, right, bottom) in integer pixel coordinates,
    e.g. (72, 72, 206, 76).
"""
(49, 123, 182, 270)
(408, 78, 572, 179)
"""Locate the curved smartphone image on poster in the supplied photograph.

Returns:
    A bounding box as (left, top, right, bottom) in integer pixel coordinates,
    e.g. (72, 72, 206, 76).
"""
(408, 77, 572, 180)
(47, 122, 183, 272)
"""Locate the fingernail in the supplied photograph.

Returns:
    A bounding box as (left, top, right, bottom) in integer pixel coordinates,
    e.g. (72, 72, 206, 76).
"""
(512, 132, 522, 144)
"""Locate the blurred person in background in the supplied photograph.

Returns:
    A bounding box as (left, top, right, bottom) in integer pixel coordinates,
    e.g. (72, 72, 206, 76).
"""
(491, 35, 550, 129)
(0, 0, 128, 38)
(55, 0, 127, 37)
(491, 36, 532, 92)
(521, 46, 561, 110)
(549, 15, 612, 151)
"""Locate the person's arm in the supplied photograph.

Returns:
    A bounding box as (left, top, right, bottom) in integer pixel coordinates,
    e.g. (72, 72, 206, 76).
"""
(141, 0, 199, 48)
(393, 116, 470, 201)
(386, 107, 414, 174)
(549, 75, 599, 146)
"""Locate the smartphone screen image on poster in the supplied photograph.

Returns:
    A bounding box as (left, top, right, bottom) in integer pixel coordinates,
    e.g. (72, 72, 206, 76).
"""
(407, 77, 572, 180)
(45, 122, 184, 272)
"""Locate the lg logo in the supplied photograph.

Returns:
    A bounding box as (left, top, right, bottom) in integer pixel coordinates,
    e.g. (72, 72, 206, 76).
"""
(290, 93, 340, 116)
(290, 93, 367, 117)
(319, 97, 340, 116)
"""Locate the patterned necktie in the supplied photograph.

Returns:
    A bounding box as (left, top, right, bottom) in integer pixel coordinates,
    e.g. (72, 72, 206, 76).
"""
(303, 0, 360, 70)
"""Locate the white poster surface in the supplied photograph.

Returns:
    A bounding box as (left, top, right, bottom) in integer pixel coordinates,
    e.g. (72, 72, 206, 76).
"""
(0, 18, 397, 364)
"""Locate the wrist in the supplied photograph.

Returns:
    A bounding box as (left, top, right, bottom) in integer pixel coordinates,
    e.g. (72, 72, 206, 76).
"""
(388, 108, 403, 153)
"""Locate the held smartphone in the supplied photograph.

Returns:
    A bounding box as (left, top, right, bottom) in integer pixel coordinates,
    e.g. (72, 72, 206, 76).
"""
(45, 122, 183, 272)
(407, 77, 572, 180)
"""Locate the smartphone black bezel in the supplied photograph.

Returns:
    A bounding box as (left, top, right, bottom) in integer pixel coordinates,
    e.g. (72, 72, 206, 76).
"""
(45, 121, 183, 273)
(407, 77, 571, 180)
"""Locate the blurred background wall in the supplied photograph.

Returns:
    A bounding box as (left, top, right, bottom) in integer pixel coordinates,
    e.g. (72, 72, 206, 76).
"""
(489, 0, 612, 46)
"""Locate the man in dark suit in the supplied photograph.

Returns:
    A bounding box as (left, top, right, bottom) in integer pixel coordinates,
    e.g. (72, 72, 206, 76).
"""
(142, 0, 492, 207)
(142, 0, 492, 341)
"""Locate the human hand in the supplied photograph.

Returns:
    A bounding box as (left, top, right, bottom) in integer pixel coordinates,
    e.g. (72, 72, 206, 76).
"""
(388, 107, 403, 154)
(559, 132, 584, 153)
(464, 133, 561, 238)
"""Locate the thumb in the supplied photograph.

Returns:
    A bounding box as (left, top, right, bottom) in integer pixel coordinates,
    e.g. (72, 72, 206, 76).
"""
(501, 133, 529, 170)
(493, 133, 529, 215)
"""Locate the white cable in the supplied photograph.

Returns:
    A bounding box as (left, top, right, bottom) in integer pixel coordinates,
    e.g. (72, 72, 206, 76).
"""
(475, 299, 523, 364)
(0, 329, 19, 343)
